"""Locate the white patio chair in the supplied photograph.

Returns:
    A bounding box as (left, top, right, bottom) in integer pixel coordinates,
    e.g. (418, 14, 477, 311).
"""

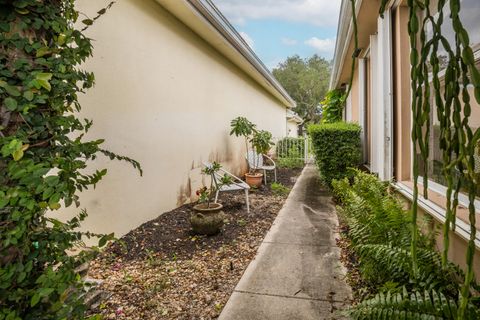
(203, 162, 250, 213)
(246, 150, 277, 184)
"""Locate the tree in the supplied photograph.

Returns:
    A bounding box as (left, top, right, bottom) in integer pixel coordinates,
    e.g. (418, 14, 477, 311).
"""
(272, 54, 331, 123)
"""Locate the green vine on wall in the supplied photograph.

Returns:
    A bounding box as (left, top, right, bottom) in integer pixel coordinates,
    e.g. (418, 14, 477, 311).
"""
(320, 88, 345, 123)
(321, 0, 359, 123)
(0, 1, 141, 319)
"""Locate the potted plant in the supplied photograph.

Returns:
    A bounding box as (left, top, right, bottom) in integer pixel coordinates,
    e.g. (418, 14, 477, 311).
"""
(230, 117, 274, 187)
(191, 162, 232, 235)
(230, 116, 257, 152)
(246, 130, 274, 187)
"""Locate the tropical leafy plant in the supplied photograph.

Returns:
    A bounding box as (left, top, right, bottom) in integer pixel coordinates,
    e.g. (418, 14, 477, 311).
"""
(0, 1, 141, 319)
(251, 130, 273, 155)
(230, 116, 257, 153)
(197, 162, 232, 208)
(249, 130, 274, 173)
(229, 117, 274, 174)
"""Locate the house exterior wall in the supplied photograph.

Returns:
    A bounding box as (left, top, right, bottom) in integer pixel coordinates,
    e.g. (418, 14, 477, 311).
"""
(331, 0, 480, 274)
(345, 69, 360, 123)
(287, 121, 299, 138)
(392, 6, 412, 181)
(63, 0, 289, 238)
(398, 195, 480, 276)
(350, 67, 360, 123)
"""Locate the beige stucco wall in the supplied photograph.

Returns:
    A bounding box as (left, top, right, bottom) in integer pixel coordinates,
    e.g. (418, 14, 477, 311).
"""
(393, 6, 412, 181)
(287, 120, 299, 137)
(399, 194, 480, 276)
(61, 0, 288, 238)
(350, 66, 360, 123)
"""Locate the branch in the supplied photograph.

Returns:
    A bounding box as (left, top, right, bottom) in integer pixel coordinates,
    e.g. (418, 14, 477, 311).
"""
(80, 1, 116, 31)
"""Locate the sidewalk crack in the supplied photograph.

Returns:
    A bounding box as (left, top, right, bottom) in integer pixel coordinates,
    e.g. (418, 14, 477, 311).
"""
(233, 289, 349, 304)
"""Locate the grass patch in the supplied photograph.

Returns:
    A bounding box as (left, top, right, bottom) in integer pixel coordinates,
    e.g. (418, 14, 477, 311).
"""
(270, 182, 290, 196)
(277, 157, 304, 168)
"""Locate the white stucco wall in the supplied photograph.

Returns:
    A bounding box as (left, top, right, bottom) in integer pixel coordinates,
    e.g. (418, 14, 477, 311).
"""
(287, 121, 299, 137)
(61, 0, 288, 238)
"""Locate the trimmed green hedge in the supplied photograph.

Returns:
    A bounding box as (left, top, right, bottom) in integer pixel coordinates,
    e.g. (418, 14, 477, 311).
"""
(308, 122, 361, 186)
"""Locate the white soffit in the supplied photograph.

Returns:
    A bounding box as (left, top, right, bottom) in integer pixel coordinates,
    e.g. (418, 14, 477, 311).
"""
(331, 0, 378, 89)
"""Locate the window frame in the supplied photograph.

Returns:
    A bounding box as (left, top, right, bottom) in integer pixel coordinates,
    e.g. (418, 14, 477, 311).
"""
(411, 0, 480, 211)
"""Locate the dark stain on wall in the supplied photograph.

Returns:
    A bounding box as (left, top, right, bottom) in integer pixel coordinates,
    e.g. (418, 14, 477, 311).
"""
(176, 176, 193, 206)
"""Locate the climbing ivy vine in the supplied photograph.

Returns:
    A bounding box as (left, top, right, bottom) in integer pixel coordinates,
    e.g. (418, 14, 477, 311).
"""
(0, 1, 140, 319)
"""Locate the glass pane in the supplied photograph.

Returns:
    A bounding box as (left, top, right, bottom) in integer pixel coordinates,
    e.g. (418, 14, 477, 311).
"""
(417, 86, 480, 199)
(427, 0, 480, 69)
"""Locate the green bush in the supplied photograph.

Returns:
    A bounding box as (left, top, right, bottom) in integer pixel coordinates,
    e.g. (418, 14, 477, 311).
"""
(332, 170, 480, 318)
(0, 2, 140, 319)
(321, 89, 345, 123)
(308, 122, 361, 186)
(277, 157, 304, 169)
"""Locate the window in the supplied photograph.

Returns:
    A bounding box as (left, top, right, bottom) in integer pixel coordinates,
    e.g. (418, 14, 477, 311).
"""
(426, 0, 480, 70)
(418, 0, 480, 200)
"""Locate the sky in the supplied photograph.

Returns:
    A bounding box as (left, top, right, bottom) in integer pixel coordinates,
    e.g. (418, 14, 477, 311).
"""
(212, 0, 342, 70)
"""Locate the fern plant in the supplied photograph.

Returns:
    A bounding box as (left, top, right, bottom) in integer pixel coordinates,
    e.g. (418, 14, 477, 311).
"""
(332, 170, 480, 318)
(348, 288, 463, 320)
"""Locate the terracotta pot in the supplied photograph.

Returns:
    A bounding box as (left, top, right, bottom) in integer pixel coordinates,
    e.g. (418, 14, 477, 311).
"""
(245, 172, 263, 187)
(190, 203, 225, 235)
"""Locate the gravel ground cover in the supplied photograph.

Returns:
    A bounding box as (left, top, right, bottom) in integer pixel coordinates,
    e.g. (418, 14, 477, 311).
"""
(88, 168, 302, 319)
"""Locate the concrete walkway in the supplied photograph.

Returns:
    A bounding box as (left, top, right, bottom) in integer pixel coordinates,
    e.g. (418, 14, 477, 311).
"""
(219, 164, 352, 320)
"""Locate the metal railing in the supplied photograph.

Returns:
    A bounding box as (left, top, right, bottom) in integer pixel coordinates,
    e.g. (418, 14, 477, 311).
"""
(271, 134, 313, 165)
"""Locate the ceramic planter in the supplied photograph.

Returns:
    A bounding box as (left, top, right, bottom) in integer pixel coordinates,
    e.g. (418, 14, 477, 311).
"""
(245, 172, 263, 187)
(190, 203, 225, 235)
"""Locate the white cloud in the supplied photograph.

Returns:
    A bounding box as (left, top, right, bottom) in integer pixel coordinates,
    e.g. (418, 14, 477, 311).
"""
(266, 58, 284, 70)
(281, 37, 298, 46)
(213, 0, 341, 27)
(305, 37, 336, 56)
(239, 31, 255, 49)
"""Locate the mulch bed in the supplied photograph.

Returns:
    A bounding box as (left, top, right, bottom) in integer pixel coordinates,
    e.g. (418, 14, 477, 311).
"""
(335, 215, 375, 304)
(88, 167, 302, 319)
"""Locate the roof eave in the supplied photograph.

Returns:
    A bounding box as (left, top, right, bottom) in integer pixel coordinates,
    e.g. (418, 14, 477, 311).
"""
(329, 0, 362, 90)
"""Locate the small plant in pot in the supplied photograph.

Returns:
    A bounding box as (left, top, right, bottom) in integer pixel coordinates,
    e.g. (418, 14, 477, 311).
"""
(229, 117, 274, 187)
(246, 130, 274, 187)
(191, 162, 232, 235)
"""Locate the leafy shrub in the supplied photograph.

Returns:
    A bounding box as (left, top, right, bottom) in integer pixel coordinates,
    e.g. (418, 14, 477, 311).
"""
(0, 2, 140, 319)
(332, 170, 480, 318)
(277, 157, 304, 169)
(308, 122, 361, 186)
(270, 182, 290, 196)
(321, 89, 345, 123)
(251, 130, 274, 155)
